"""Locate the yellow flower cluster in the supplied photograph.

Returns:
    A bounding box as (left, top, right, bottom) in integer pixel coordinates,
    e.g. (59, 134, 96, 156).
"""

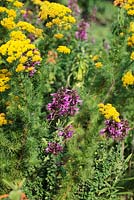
(57, 46, 71, 54)
(6, 0, 23, 7)
(98, 103, 120, 122)
(0, 32, 35, 63)
(1, 17, 16, 29)
(129, 22, 134, 32)
(0, 7, 16, 18)
(0, 69, 11, 92)
(95, 62, 103, 68)
(0, 113, 7, 126)
(32, 0, 43, 6)
(0, 6, 16, 29)
(130, 52, 134, 60)
(16, 21, 43, 37)
(123, 0, 134, 15)
(92, 55, 100, 61)
(0, 30, 42, 72)
(54, 33, 64, 39)
(122, 71, 134, 86)
(39, 1, 76, 30)
(127, 35, 134, 46)
(91, 54, 103, 68)
(13, 1, 24, 8)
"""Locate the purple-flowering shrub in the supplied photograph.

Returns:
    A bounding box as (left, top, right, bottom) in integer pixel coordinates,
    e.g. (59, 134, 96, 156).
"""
(58, 125, 74, 139)
(75, 19, 90, 40)
(47, 88, 82, 120)
(100, 119, 130, 141)
(46, 142, 63, 155)
(68, 0, 80, 16)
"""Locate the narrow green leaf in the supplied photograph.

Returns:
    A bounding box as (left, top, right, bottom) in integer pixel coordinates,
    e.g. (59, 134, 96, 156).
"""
(98, 187, 109, 195)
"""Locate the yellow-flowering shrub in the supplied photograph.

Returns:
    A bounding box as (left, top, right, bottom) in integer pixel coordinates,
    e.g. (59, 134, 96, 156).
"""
(0, 36, 35, 63)
(0, 30, 42, 73)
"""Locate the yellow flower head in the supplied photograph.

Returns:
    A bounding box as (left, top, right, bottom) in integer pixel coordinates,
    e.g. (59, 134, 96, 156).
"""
(10, 30, 26, 40)
(7, 9, 16, 18)
(13, 1, 24, 8)
(95, 62, 103, 68)
(54, 33, 64, 39)
(127, 9, 134, 15)
(122, 71, 134, 87)
(0, 69, 11, 92)
(92, 55, 99, 61)
(57, 45, 71, 54)
(127, 35, 134, 46)
(130, 52, 134, 60)
(98, 103, 120, 122)
(0, 113, 7, 126)
(129, 22, 134, 32)
(1, 17, 16, 29)
(16, 64, 25, 72)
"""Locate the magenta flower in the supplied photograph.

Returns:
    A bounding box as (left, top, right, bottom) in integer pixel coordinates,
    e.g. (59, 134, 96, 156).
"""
(47, 88, 82, 120)
(58, 125, 74, 139)
(100, 119, 130, 141)
(75, 19, 90, 40)
(46, 142, 63, 155)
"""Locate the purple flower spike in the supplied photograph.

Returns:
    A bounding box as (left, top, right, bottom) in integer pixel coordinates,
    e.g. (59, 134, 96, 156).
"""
(75, 19, 90, 41)
(100, 119, 130, 141)
(58, 125, 75, 139)
(47, 88, 82, 121)
(46, 142, 63, 155)
(68, 0, 80, 16)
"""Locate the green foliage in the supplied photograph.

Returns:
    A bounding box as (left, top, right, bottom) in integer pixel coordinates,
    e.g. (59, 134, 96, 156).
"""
(0, 0, 134, 200)
(74, 141, 131, 200)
